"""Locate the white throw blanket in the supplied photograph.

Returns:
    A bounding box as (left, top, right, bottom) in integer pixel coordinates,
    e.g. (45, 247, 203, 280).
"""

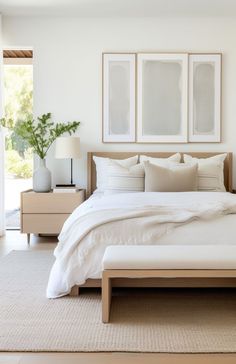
(47, 192, 236, 298)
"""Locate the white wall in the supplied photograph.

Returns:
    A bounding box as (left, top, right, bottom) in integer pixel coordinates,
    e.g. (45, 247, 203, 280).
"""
(0, 14, 6, 236)
(2, 16, 236, 188)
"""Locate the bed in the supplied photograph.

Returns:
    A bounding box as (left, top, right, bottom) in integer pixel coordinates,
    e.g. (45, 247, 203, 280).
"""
(47, 152, 236, 299)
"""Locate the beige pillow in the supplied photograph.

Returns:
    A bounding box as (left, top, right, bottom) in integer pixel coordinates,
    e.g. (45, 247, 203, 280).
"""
(144, 161, 198, 192)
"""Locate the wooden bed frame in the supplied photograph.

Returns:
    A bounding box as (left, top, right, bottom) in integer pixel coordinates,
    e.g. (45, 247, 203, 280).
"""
(70, 151, 233, 296)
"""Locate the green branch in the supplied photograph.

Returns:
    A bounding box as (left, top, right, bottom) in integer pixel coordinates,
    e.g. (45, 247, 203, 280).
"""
(1, 113, 80, 159)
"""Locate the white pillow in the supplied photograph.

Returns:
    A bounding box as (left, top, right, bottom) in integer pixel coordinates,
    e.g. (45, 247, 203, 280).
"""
(93, 155, 138, 192)
(183, 154, 227, 192)
(105, 162, 144, 194)
(140, 153, 181, 166)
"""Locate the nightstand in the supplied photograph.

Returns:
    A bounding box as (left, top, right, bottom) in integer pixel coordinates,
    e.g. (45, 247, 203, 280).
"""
(21, 189, 85, 244)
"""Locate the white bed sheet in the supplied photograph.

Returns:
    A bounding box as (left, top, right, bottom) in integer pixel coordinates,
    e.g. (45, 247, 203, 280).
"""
(47, 191, 236, 298)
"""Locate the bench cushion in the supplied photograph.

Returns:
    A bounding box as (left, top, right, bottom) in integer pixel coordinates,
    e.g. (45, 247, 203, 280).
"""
(102, 245, 236, 270)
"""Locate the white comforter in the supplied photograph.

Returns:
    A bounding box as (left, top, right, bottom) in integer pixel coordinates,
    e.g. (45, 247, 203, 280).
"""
(47, 192, 236, 298)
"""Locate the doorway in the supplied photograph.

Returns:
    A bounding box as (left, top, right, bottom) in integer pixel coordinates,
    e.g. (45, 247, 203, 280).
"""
(3, 49, 33, 229)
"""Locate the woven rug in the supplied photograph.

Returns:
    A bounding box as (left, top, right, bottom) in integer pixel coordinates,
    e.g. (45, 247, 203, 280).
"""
(1, 250, 236, 352)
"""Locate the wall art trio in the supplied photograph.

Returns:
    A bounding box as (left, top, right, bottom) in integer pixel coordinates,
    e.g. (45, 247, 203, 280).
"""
(102, 52, 221, 143)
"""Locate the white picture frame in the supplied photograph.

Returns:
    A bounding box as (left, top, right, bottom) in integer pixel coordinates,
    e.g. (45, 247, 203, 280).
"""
(103, 53, 136, 143)
(137, 53, 188, 143)
(189, 54, 221, 142)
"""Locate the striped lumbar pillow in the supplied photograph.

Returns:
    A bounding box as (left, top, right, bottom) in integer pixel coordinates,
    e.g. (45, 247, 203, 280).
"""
(93, 155, 138, 192)
(183, 154, 227, 192)
(105, 161, 144, 194)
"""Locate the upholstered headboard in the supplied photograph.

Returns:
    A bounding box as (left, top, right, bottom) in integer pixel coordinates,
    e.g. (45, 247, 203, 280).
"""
(87, 152, 232, 197)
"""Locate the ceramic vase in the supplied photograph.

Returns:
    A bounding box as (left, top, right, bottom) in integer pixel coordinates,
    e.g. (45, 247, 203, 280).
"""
(33, 158, 51, 192)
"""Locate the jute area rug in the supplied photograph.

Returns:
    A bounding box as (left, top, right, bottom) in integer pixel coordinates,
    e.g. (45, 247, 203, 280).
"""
(1, 250, 236, 352)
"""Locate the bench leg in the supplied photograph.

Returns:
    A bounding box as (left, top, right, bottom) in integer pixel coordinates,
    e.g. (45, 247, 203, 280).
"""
(70, 285, 80, 296)
(102, 271, 112, 323)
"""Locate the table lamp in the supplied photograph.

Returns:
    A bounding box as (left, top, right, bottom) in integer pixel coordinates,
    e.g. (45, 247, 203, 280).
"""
(55, 136, 81, 187)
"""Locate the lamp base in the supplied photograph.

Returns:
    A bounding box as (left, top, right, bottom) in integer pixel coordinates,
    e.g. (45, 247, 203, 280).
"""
(56, 184, 76, 187)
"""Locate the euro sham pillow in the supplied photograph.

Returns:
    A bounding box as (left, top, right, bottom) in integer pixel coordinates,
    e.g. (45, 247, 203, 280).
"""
(93, 155, 138, 192)
(183, 154, 227, 192)
(144, 161, 198, 192)
(105, 161, 144, 194)
(140, 153, 181, 166)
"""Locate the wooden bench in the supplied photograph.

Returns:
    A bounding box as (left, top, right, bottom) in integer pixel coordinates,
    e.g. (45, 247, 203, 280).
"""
(102, 245, 236, 323)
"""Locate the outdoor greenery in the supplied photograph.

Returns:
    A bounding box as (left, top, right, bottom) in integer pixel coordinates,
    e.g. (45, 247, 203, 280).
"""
(6, 149, 33, 178)
(1, 65, 33, 178)
(4, 66, 33, 123)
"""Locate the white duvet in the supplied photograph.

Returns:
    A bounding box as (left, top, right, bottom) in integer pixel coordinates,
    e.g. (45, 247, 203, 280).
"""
(47, 192, 236, 298)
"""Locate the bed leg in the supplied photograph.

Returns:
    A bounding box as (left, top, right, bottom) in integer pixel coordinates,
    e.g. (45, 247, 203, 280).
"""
(70, 285, 80, 296)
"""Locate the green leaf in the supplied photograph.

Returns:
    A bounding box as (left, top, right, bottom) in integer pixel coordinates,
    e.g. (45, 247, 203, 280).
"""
(13, 113, 80, 159)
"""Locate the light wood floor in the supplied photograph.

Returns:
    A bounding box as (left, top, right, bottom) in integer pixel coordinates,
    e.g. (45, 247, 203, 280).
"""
(0, 230, 236, 364)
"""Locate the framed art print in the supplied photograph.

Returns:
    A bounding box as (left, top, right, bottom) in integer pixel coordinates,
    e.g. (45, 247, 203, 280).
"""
(189, 54, 221, 142)
(103, 53, 136, 142)
(137, 53, 188, 143)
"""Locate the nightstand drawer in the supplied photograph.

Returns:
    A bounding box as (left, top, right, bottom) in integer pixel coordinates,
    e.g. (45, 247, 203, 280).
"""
(22, 214, 69, 234)
(22, 190, 85, 213)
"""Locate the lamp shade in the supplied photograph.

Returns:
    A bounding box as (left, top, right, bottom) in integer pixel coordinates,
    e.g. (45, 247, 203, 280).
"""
(55, 137, 81, 159)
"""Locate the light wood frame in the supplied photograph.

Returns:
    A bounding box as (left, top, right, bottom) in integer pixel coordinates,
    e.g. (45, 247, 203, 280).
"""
(102, 53, 136, 143)
(87, 152, 232, 197)
(70, 275, 236, 298)
(189, 54, 222, 142)
(102, 269, 236, 323)
(137, 53, 188, 143)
